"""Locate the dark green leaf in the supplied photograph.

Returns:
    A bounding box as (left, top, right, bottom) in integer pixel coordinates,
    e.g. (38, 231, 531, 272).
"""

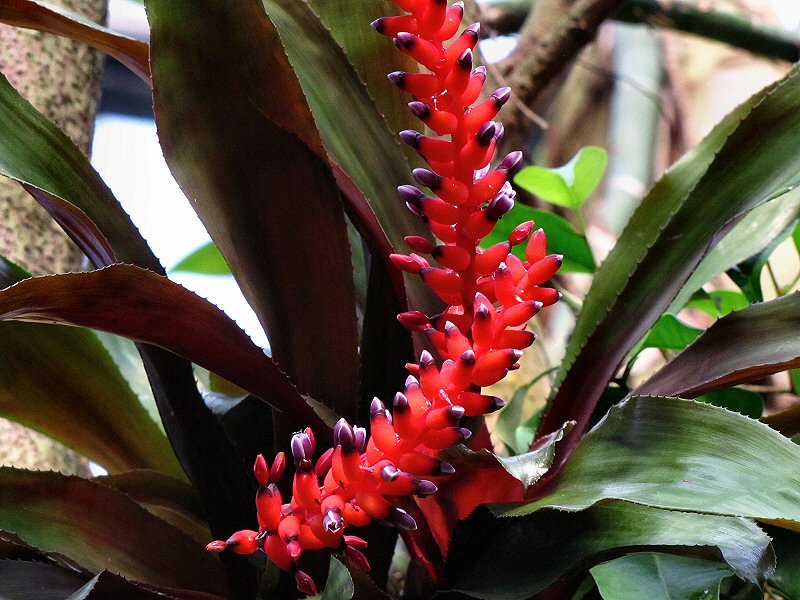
(0, 560, 86, 599)
(590, 553, 732, 600)
(0, 253, 29, 286)
(444, 502, 773, 600)
(492, 420, 573, 492)
(764, 525, 800, 599)
(635, 293, 800, 398)
(640, 314, 703, 351)
(171, 242, 231, 276)
(0, 468, 228, 595)
(726, 221, 795, 303)
(504, 396, 800, 529)
(0, 265, 330, 431)
(0, 320, 183, 477)
(321, 556, 355, 600)
(791, 369, 800, 394)
(148, 0, 359, 421)
(670, 192, 800, 313)
(93, 470, 204, 522)
(0, 71, 161, 272)
(259, 0, 440, 317)
(66, 570, 229, 600)
(481, 203, 596, 273)
(543, 67, 800, 464)
(698, 389, 763, 419)
(0, 0, 150, 83)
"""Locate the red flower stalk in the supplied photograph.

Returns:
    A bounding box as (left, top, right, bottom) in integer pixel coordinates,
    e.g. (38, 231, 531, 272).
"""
(207, 0, 561, 593)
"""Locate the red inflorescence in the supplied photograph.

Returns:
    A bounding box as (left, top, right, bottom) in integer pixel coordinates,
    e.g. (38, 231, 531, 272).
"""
(207, 0, 561, 594)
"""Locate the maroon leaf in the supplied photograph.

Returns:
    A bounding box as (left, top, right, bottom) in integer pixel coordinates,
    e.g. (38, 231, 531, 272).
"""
(0, 264, 328, 431)
(0, 0, 150, 84)
(147, 0, 360, 422)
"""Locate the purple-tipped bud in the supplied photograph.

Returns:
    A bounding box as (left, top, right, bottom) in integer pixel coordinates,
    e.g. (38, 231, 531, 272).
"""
(369, 18, 381, 31)
(456, 48, 473, 69)
(408, 101, 430, 118)
(465, 22, 480, 38)
(475, 304, 490, 320)
(334, 418, 356, 452)
(381, 464, 401, 481)
(494, 123, 505, 143)
(394, 32, 417, 48)
(486, 191, 514, 219)
(414, 479, 438, 497)
(448, 405, 466, 420)
(499, 150, 524, 175)
(460, 349, 476, 366)
(404, 375, 420, 392)
(490, 396, 506, 410)
(398, 184, 426, 203)
(452, 1, 465, 11)
(394, 392, 410, 413)
(438, 461, 455, 475)
(492, 86, 512, 108)
(477, 122, 497, 146)
(510, 349, 524, 362)
(419, 350, 435, 367)
(354, 426, 367, 452)
(457, 427, 472, 442)
(387, 71, 405, 87)
(444, 321, 459, 337)
(295, 571, 317, 597)
(412, 168, 443, 190)
(474, 65, 487, 78)
(388, 506, 417, 531)
(324, 508, 344, 532)
(370, 398, 387, 417)
(291, 433, 312, 469)
(400, 129, 422, 147)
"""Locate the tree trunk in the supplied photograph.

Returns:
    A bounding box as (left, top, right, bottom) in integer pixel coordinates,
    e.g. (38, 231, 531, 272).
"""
(0, 0, 107, 474)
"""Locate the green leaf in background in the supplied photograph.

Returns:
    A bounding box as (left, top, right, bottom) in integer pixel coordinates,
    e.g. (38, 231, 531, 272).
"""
(590, 553, 732, 600)
(514, 146, 608, 209)
(639, 314, 703, 351)
(698, 388, 763, 420)
(444, 502, 773, 600)
(765, 525, 800, 599)
(685, 290, 749, 318)
(541, 66, 800, 462)
(171, 241, 231, 276)
(481, 203, 596, 273)
(0, 321, 183, 478)
(322, 556, 355, 600)
(635, 293, 800, 398)
(0, 468, 228, 595)
(791, 369, 800, 394)
(504, 396, 800, 528)
(726, 220, 795, 303)
(493, 420, 573, 492)
(669, 191, 800, 313)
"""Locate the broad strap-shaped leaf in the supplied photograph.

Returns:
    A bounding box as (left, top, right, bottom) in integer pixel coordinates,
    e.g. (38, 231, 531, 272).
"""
(0, 0, 150, 83)
(506, 396, 800, 529)
(590, 553, 732, 600)
(0, 468, 228, 595)
(0, 320, 183, 477)
(540, 65, 800, 468)
(444, 502, 774, 600)
(260, 0, 441, 316)
(66, 570, 229, 600)
(306, 0, 418, 136)
(147, 0, 360, 420)
(0, 560, 87, 599)
(635, 294, 800, 398)
(0, 71, 160, 272)
(0, 264, 328, 431)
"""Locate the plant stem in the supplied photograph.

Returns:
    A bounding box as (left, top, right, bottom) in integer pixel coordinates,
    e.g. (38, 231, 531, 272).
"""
(480, 0, 800, 62)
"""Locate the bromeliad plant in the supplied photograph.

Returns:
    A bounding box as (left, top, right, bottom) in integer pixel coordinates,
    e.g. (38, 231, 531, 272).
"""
(1, 0, 800, 599)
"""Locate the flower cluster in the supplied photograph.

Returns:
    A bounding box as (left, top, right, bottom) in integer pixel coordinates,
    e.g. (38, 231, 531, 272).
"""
(206, 0, 561, 594)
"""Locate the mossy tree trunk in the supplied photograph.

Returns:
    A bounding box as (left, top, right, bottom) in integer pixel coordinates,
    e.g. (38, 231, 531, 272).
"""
(0, 0, 107, 474)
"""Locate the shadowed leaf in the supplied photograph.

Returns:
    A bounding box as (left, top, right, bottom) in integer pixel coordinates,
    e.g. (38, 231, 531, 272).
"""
(0, 560, 86, 599)
(444, 502, 773, 600)
(148, 0, 359, 421)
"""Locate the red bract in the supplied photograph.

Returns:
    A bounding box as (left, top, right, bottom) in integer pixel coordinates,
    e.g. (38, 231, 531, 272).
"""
(207, 0, 561, 593)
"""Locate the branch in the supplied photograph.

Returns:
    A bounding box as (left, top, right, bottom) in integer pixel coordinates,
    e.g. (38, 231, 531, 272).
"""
(481, 0, 800, 62)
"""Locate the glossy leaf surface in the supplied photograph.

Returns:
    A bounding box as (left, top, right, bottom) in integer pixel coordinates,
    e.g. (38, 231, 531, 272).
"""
(0, 468, 228, 595)
(639, 314, 703, 352)
(0, 320, 182, 477)
(542, 66, 800, 466)
(635, 294, 800, 398)
(590, 553, 731, 600)
(506, 396, 800, 528)
(0, 265, 328, 430)
(444, 502, 773, 600)
(148, 0, 359, 420)
(0, 0, 150, 83)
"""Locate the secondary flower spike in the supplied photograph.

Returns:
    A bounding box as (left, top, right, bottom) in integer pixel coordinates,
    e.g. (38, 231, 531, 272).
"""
(207, 0, 561, 594)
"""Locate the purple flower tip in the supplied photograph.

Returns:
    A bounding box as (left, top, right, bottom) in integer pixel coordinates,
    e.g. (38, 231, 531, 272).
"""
(412, 168, 442, 190)
(408, 101, 430, 118)
(400, 129, 422, 147)
(388, 507, 417, 531)
(394, 392, 410, 412)
(414, 479, 438, 497)
(499, 150, 524, 174)
(476, 121, 497, 146)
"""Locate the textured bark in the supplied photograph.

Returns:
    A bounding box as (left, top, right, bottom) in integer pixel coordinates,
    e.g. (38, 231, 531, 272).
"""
(0, 0, 106, 474)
